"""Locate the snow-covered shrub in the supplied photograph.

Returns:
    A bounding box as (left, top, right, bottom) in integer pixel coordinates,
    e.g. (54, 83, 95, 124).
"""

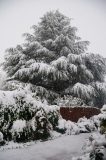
(91, 105, 106, 134)
(89, 105, 106, 134)
(0, 89, 60, 143)
(12, 108, 52, 142)
(91, 115, 100, 131)
(34, 108, 52, 140)
(56, 116, 98, 135)
(89, 147, 104, 160)
(56, 118, 79, 135)
(72, 133, 106, 160)
(77, 117, 96, 133)
(101, 104, 106, 114)
(84, 133, 105, 160)
(72, 149, 104, 160)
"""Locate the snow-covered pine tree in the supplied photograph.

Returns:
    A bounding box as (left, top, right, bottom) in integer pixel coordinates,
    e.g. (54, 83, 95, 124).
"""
(3, 11, 106, 107)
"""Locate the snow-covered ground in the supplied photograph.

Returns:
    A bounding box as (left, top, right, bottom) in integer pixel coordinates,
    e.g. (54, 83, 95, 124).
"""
(0, 133, 90, 160)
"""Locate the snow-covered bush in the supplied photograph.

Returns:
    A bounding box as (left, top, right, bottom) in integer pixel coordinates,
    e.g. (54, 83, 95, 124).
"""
(74, 106, 106, 160)
(91, 105, 106, 134)
(56, 118, 79, 135)
(72, 133, 106, 160)
(11, 108, 52, 142)
(56, 116, 98, 135)
(101, 104, 106, 114)
(34, 108, 52, 140)
(77, 117, 96, 133)
(0, 89, 60, 143)
(89, 147, 104, 160)
(84, 133, 106, 160)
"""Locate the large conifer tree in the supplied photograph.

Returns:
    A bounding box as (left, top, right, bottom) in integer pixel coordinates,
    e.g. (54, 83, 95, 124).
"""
(3, 11, 106, 107)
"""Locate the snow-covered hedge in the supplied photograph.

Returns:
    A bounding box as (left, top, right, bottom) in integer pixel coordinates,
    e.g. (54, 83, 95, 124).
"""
(0, 88, 60, 142)
(56, 116, 97, 135)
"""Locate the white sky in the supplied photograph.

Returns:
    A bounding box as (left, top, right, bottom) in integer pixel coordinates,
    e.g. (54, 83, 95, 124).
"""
(0, 0, 106, 62)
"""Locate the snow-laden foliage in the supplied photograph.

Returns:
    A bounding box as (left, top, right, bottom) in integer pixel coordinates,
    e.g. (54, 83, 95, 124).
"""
(92, 82, 106, 107)
(3, 11, 106, 107)
(12, 120, 26, 133)
(0, 88, 60, 142)
(71, 83, 95, 100)
(91, 105, 106, 135)
(56, 116, 98, 135)
(51, 56, 68, 70)
(4, 80, 59, 104)
(68, 63, 77, 73)
(77, 117, 96, 133)
(65, 83, 95, 105)
(101, 104, 106, 113)
(72, 133, 106, 160)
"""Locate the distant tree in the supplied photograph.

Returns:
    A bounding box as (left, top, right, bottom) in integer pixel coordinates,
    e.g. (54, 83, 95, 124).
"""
(3, 11, 106, 107)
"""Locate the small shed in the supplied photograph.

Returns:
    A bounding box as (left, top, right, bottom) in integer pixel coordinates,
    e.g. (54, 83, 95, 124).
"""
(60, 106, 100, 122)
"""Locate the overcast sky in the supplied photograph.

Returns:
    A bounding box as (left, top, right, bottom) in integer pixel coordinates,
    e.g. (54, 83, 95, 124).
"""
(0, 0, 106, 62)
